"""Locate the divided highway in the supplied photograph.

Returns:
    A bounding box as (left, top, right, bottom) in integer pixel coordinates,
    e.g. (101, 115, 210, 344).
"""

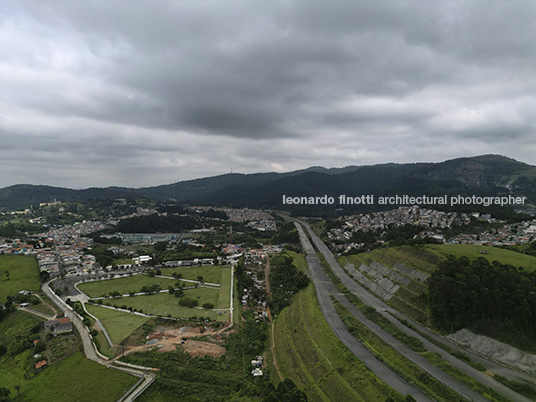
(294, 222, 432, 401)
(292, 217, 534, 402)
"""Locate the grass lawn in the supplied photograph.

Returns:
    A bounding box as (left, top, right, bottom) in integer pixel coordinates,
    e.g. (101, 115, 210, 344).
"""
(0, 310, 43, 345)
(0, 310, 136, 401)
(15, 352, 138, 402)
(427, 244, 536, 271)
(218, 267, 231, 309)
(110, 287, 221, 320)
(77, 275, 177, 298)
(86, 304, 149, 344)
(160, 265, 223, 284)
(0, 255, 41, 303)
(286, 250, 308, 273)
(216, 267, 232, 322)
(274, 285, 398, 402)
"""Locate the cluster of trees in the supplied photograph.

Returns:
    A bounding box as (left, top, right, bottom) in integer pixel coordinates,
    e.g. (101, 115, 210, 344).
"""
(269, 222, 299, 246)
(268, 254, 309, 316)
(503, 241, 536, 259)
(83, 246, 114, 269)
(428, 256, 536, 351)
(178, 297, 198, 308)
(0, 221, 43, 237)
(114, 214, 198, 233)
(264, 378, 308, 402)
(194, 208, 228, 220)
(5, 294, 39, 307)
(140, 284, 161, 294)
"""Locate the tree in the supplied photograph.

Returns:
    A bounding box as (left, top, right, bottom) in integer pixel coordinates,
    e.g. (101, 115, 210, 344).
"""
(197, 275, 204, 283)
(154, 241, 167, 252)
(0, 387, 11, 400)
(39, 270, 50, 283)
(34, 340, 46, 354)
(4, 271, 9, 281)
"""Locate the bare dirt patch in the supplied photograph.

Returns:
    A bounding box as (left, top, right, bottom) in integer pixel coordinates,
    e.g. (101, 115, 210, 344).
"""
(120, 324, 229, 359)
(181, 339, 225, 358)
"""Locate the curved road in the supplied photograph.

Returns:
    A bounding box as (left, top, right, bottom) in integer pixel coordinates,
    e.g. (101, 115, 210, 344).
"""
(42, 280, 156, 401)
(297, 218, 534, 402)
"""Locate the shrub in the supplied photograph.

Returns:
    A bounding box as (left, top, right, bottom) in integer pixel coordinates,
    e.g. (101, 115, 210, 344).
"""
(179, 297, 198, 308)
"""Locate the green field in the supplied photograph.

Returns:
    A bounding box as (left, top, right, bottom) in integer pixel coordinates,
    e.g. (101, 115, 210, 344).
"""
(160, 265, 223, 284)
(77, 275, 178, 298)
(110, 287, 222, 320)
(0, 255, 41, 303)
(12, 352, 137, 402)
(0, 310, 42, 345)
(0, 310, 137, 401)
(427, 244, 536, 271)
(274, 285, 400, 402)
(338, 243, 536, 329)
(86, 304, 149, 344)
(286, 250, 308, 273)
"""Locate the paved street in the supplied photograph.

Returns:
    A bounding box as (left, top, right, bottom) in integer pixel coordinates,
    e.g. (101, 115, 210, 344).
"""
(297, 218, 534, 402)
(293, 222, 433, 401)
(41, 280, 155, 401)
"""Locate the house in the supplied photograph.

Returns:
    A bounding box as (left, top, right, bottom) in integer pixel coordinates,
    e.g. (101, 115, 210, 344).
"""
(44, 317, 73, 335)
(251, 368, 263, 377)
(35, 360, 47, 370)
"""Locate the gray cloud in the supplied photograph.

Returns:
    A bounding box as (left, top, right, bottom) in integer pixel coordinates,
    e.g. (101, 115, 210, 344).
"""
(0, 0, 535, 189)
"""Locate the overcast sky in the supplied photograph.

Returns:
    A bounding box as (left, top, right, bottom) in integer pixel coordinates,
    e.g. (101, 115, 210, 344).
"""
(1, 1, 535, 189)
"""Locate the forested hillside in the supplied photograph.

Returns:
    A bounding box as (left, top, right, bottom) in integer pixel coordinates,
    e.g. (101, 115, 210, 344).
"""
(428, 256, 536, 352)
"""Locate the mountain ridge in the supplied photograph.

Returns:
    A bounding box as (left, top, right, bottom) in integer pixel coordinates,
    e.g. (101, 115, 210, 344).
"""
(1, 154, 535, 213)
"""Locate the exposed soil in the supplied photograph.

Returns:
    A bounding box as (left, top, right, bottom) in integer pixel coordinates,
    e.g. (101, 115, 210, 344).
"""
(118, 324, 229, 359)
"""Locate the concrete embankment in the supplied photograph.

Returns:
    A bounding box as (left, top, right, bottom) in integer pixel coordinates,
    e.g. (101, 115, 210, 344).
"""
(448, 329, 536, 376)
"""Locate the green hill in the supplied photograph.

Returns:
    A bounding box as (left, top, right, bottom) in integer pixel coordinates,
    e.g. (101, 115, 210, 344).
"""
(1, 155, 536, 216)
(339, 245, 536, 351)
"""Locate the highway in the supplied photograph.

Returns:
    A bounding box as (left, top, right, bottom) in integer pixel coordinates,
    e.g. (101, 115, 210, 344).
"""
(296, 218, 534, 402)
(294, 222, 433, 401)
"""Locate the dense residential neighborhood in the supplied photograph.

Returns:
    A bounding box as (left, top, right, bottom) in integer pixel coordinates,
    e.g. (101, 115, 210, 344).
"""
(327, 206, 536, 252)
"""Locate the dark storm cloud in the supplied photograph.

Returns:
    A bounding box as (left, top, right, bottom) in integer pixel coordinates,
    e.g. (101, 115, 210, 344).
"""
(1, 0, 535, 188)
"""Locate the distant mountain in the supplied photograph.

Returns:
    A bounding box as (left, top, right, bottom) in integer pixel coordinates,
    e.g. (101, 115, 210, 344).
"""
(1, 155, 535, 216)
